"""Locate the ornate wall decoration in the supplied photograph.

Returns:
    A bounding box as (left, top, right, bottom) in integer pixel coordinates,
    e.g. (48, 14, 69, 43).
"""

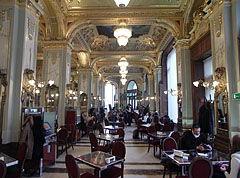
(0, 8, 12, 72)
(80, 27, 95, 46)
(152, 26, 168, 44)
(90, 35, 111, 50)
(135, 35, 156, 50)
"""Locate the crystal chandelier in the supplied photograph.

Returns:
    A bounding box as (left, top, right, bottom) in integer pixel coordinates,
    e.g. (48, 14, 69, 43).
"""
(114, 21, 132, 46)
(114, 0, 130, 7)
(120, 78, 127, 85)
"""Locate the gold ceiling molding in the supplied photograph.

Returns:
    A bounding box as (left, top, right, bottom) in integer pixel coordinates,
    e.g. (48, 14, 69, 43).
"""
(155, 20, 181, 40)
(174, 38, 191, 49)
(42, 40, 73, 50)
(17, 0, 44, 17)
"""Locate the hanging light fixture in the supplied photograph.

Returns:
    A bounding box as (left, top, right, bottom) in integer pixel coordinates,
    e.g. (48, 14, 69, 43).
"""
(114, 21, 132, 46)
(118, 56, 129, 71)
(119, 69, 128, 75)
(114, 0, 130, 7)
(121, 78, 127, 85)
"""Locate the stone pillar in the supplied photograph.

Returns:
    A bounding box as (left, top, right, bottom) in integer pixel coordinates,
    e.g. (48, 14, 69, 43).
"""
(42, 41, 71, 127)
(92, 74, 98, 108)
(0, 0, 43, 143)
(148, 74, 155, 112)
(208, 0, 240, 138)
(175, 40, 193, 129)
(154, 67, 162, 113)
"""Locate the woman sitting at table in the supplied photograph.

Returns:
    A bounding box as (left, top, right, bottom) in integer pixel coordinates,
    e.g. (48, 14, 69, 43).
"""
(182, 124, 212, 151)
(218, 134, 240, 178)
(150, 115, 159, 127)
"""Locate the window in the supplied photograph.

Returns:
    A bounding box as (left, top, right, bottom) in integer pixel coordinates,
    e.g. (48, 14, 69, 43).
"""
(167, 49, 178, 123)
(105, 82, 115, 111)
(127, 81, 138, 109)
(203, 57, 214, 101)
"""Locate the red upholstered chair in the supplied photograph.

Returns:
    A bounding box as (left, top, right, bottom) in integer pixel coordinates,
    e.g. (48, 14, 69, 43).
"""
(66, 124, 75, 150)
(137, 119, 147, 140)
(119, 122, 125, 129)
(57, 128, 69, 158)
(87, 120, 94, 135)
(170, 122, 175, 130)
(147, 126, 160, 156)
(0, 160, 6, 178)
(162, 137, 181, 178)
(101, 142, 126, 178)
(155, 123, 162, 131)
(65, 154, 99, 178)
(170, 131, 180, 146)
(176, 157, 213, 178)
(89, 133, 111, 153)
(162, 125, 172, 132)
(117, 128, 125, 142)
(104, 119, 110, 126)
(98, 124, 104, 134)
(6, 142, 28, 178)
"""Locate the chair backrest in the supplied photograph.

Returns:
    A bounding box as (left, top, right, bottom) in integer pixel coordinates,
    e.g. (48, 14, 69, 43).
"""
(112, 142, 126, 159)
(155, 123, 162, 131)
(65, 154, 81, 178)
(137, 119, 142, 126)
(189, 157, 213, 178)
(98, 124, 104, 134)
(16, 142, 28, 171)
(119, 118, 123, 122)
(117, 128, 125, 138)
(119, 122, 125, 128)
(170, 122, 175, 130)
(148, 126, 156, 133)
(0, 160, 6, 178)
(88, 119, 94, 127)
(89, 133, 98, 151)
(162, 125, 172, 132)
(179, 130, 191, 150)
(170, 131, 180, 144)
(105, 119, 109, 126)
(58, 128, 68, 141)
(162, 137, 177, 151)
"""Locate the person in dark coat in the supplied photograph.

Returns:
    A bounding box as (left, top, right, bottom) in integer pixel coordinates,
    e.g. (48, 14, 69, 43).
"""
(198, 101, 213, 135)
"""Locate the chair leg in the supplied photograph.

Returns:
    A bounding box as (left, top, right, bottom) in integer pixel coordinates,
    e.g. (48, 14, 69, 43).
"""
(147, 143, 150, 152)
(162, 166, 166, 178)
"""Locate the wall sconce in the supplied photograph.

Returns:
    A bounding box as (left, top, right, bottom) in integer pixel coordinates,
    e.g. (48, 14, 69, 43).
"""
(145, 97, 149, 101)
(192, 79, 219, 90)
(150, 96, 155, 100)
(164, 89, 178, 96)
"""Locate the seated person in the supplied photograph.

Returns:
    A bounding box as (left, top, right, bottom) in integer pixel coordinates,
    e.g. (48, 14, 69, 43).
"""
(219, 134, 240, 178)
(163, 115, 171, 125)
(150, 115, 159, 127)
(183, 124, 212, 151)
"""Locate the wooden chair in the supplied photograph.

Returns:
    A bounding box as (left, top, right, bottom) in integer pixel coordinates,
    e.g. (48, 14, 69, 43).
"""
(176, 157, 213, 178)
(89, 133, 111, 153)
(137, 119, 147, 140)
(57, 128, 69, 158)
(170, 131, 180, 146)
(147, 126, 160, 156)
(117, 128, 125, 142)
(101, 142, 126, 178)
(6, 142, 28, 178)
(65, 154, 99, 178)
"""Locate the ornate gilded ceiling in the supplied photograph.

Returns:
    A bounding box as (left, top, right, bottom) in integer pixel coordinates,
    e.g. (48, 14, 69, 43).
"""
(38, 0, 198, 84)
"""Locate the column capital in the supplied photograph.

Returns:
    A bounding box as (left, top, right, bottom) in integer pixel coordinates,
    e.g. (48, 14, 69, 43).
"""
(43, 40, 73, 51)
(17, 0, 44, 18)
(148, 73, 154, 80)
(174, 39, 191, 49)
(78, 68, 94, 74)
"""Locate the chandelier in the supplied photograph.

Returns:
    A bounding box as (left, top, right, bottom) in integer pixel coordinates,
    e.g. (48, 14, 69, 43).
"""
(192, 79, 219, 89)
(120, 78, 127, 85)
(114, 21, 132, 46)
(118, 56, 129, 70)
(114, 0, 130, 7)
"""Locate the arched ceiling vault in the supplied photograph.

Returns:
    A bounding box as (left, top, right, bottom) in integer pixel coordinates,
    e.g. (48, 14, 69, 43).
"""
(38, 0, 200, 83)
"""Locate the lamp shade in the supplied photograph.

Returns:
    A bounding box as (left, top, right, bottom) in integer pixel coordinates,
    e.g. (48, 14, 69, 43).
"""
(114, 26, 132, 46)
(114, 0, 130, 7)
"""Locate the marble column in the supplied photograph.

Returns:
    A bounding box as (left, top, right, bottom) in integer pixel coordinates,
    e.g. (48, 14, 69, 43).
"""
(208, 0, 240, 138)
(0, 0, 43, 143)
(175, 41, 193, 129)
(92, 74, 99, 108)
(154, 67, 162, 113)
(42, 41, 72, 127)
(148, 74, 155, 112)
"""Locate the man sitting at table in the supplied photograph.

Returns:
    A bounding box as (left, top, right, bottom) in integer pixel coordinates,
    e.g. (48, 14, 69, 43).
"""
(182, 124, 212, 151)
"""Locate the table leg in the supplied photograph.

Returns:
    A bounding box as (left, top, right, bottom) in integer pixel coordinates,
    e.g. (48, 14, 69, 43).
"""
(98, 169, 101, 178)
(182, 166, 185, 176)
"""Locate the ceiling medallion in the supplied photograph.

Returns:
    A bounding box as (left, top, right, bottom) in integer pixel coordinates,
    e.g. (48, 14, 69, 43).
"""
(114, 0, 130, 7)
(114, 20, 132, 46)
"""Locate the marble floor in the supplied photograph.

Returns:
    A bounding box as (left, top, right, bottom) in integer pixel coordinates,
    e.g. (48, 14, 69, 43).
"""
(23, 125, 175, 178)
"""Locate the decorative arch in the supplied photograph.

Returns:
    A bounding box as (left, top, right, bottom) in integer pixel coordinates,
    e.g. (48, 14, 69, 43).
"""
(155, 20, 181, 40)
(97, 64, 150, 74)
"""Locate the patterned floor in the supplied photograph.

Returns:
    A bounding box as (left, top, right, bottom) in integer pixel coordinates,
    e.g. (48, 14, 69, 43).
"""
(23, 125, 174, 178)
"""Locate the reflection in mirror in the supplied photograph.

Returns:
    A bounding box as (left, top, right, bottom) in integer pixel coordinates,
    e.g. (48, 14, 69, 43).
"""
(214, 67, 228, 130)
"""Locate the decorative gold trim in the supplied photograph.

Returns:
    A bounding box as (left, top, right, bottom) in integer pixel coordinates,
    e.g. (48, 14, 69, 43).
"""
(0, 25, 2, 31)
(28, 34, 33, 40)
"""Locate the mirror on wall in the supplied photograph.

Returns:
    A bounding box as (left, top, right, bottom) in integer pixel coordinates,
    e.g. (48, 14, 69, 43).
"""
(214, 67, 228, 131)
